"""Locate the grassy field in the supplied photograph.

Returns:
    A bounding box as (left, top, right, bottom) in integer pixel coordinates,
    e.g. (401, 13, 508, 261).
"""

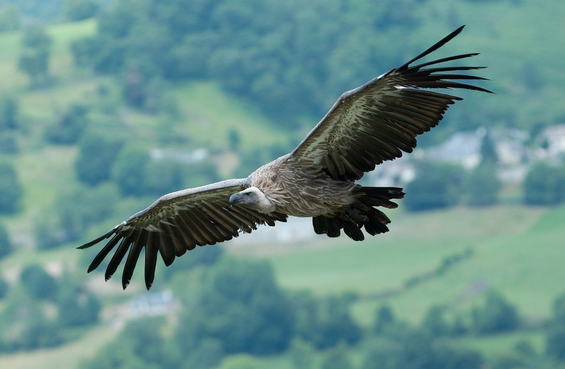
(0, 19, 294, 252)
(0, 325, 118, 369)
(2, 2, 565, 367)
(256, 204, 565, 327)
(171, 82, 291, 151)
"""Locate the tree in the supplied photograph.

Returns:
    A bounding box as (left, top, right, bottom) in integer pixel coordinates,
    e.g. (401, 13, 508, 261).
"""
(450, 314, 469, 336)
(182, 339, 225, 369)
(465, 163, 500, 206)
(472, 290, 519, 334)
(374, 304, 395, 335)
(31, 183, 114, 249)
(64, 0, 100, 21)
(112, 145, 151, 197)
(71, 0, 464, 128)
(0, 276, 8, 299)
(228, 129, 241, 151)
(480, 133, 498, 164)
(71, 36, 104, 68)
(546, 292, 565, 361)
(123, 68, 146, 107)
(523, 162, 565, 205)
(18, 25, 52, 84)
(421, 305, 449, 337)
(13, 307, 63, 350)
(19, 264, 58, 300)
(0, 96, 19, 131)
(404, 162, 464, 211)
(143, 159, 184, 197)
(45, 104, 89, 145)
(75, 132, 124, 186)
(57, 285, 101, 327)
(0, 162, 23, 214)
(175, 258, 295, 356)
(362, 329, 483, 369)
(52, 184, 117, 243)
(0, 132, 18, 154)
(0, 222, 12, 260)
(434, 344, 484, 369)
(121, 317, 175, 367)
(81, 340, 156, 369)
(184, 158, 221, 189)
(295, 293, 361, 349)
(112, 145, 192, 198)
(0, 96, 19, 154)
(0, 291, 65, 352)
(80, 316, 176, 369)
(551, 293, 565, 324)
(546, 327, 565, 361)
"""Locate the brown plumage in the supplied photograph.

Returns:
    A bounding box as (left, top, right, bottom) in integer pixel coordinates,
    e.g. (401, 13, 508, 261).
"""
(78, 26, 492, 289)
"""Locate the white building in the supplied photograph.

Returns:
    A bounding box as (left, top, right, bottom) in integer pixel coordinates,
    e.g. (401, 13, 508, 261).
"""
(127, 289, 180, 319)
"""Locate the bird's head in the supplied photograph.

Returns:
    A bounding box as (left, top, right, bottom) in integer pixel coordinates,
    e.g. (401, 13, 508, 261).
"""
(229, 187, 275, 213)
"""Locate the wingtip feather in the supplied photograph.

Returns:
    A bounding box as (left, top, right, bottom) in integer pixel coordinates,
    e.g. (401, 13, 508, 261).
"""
(400, 25, 466, 68)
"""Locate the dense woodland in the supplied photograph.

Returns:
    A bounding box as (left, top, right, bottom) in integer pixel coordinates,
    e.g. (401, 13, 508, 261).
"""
(1, 0, 565, 368)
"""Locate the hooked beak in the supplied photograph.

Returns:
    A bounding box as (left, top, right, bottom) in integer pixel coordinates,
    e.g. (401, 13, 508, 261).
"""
(229, 193, 242, 205)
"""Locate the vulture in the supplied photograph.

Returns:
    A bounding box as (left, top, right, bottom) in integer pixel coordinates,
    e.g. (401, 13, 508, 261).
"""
(79, 26, 491, 290)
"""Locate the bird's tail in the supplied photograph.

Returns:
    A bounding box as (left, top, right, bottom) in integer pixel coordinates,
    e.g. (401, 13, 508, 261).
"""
(312, 187, 404, 241)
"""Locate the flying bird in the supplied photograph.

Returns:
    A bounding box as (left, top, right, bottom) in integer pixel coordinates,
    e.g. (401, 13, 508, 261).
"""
(78, 26, 491, 290)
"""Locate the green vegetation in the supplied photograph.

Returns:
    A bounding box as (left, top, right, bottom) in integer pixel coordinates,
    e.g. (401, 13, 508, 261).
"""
(0, 0, 565, 368)
(63, 0, 100, 22)
(0, 5, 21, 33)
(264, 205, 563, 321)
(464, 163, 501, 206)
(0, 161, 23, 214)
(403, 162, 464, 211)
(523, 163, 565, 206)
(0, 222, 11, 259)
(18, 24, 52, 85)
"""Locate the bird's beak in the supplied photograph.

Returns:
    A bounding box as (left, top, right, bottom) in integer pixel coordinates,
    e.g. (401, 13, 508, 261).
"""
(229, 193, 242, 205)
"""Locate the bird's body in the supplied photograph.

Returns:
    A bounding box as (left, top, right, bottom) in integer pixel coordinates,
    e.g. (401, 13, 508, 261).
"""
(249, 154, 358, 217)
(79, 26, 491, 289)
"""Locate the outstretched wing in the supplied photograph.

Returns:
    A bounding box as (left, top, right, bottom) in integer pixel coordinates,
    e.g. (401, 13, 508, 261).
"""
(289, 26, 492, 180)
(78, 178, 288, 290)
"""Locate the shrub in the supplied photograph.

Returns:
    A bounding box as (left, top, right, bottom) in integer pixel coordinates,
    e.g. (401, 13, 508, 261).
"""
(19, 265, 58, 301)
(112, 145, 150, 197)
(0, 222, 12, 260)
(45, 104, 89, 145)
(465, 163, 500, 206)
(175, 258, 295, 355)
(0, 162, 23, 214)
(404, 162, 464, 211)
(471, 290, 519, 334)
(523, 162, 565, 205)
(75, 132, 124, 186)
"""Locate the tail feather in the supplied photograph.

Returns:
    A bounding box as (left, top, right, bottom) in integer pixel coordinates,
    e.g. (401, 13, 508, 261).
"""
(312, 186, 404, 241)
(343, 220, 364, 241)
(326, 217, 342, 238)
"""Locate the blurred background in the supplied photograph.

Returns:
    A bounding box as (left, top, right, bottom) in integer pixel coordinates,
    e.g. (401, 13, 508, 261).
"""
(0, 0, 564, 368)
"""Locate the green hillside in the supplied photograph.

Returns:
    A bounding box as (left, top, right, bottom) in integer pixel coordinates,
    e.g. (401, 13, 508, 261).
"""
(1, 1, 565, 369)
(0, 19, 291, 243)
(1, 204, 562, 368)
(261, 204, 561, 324)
